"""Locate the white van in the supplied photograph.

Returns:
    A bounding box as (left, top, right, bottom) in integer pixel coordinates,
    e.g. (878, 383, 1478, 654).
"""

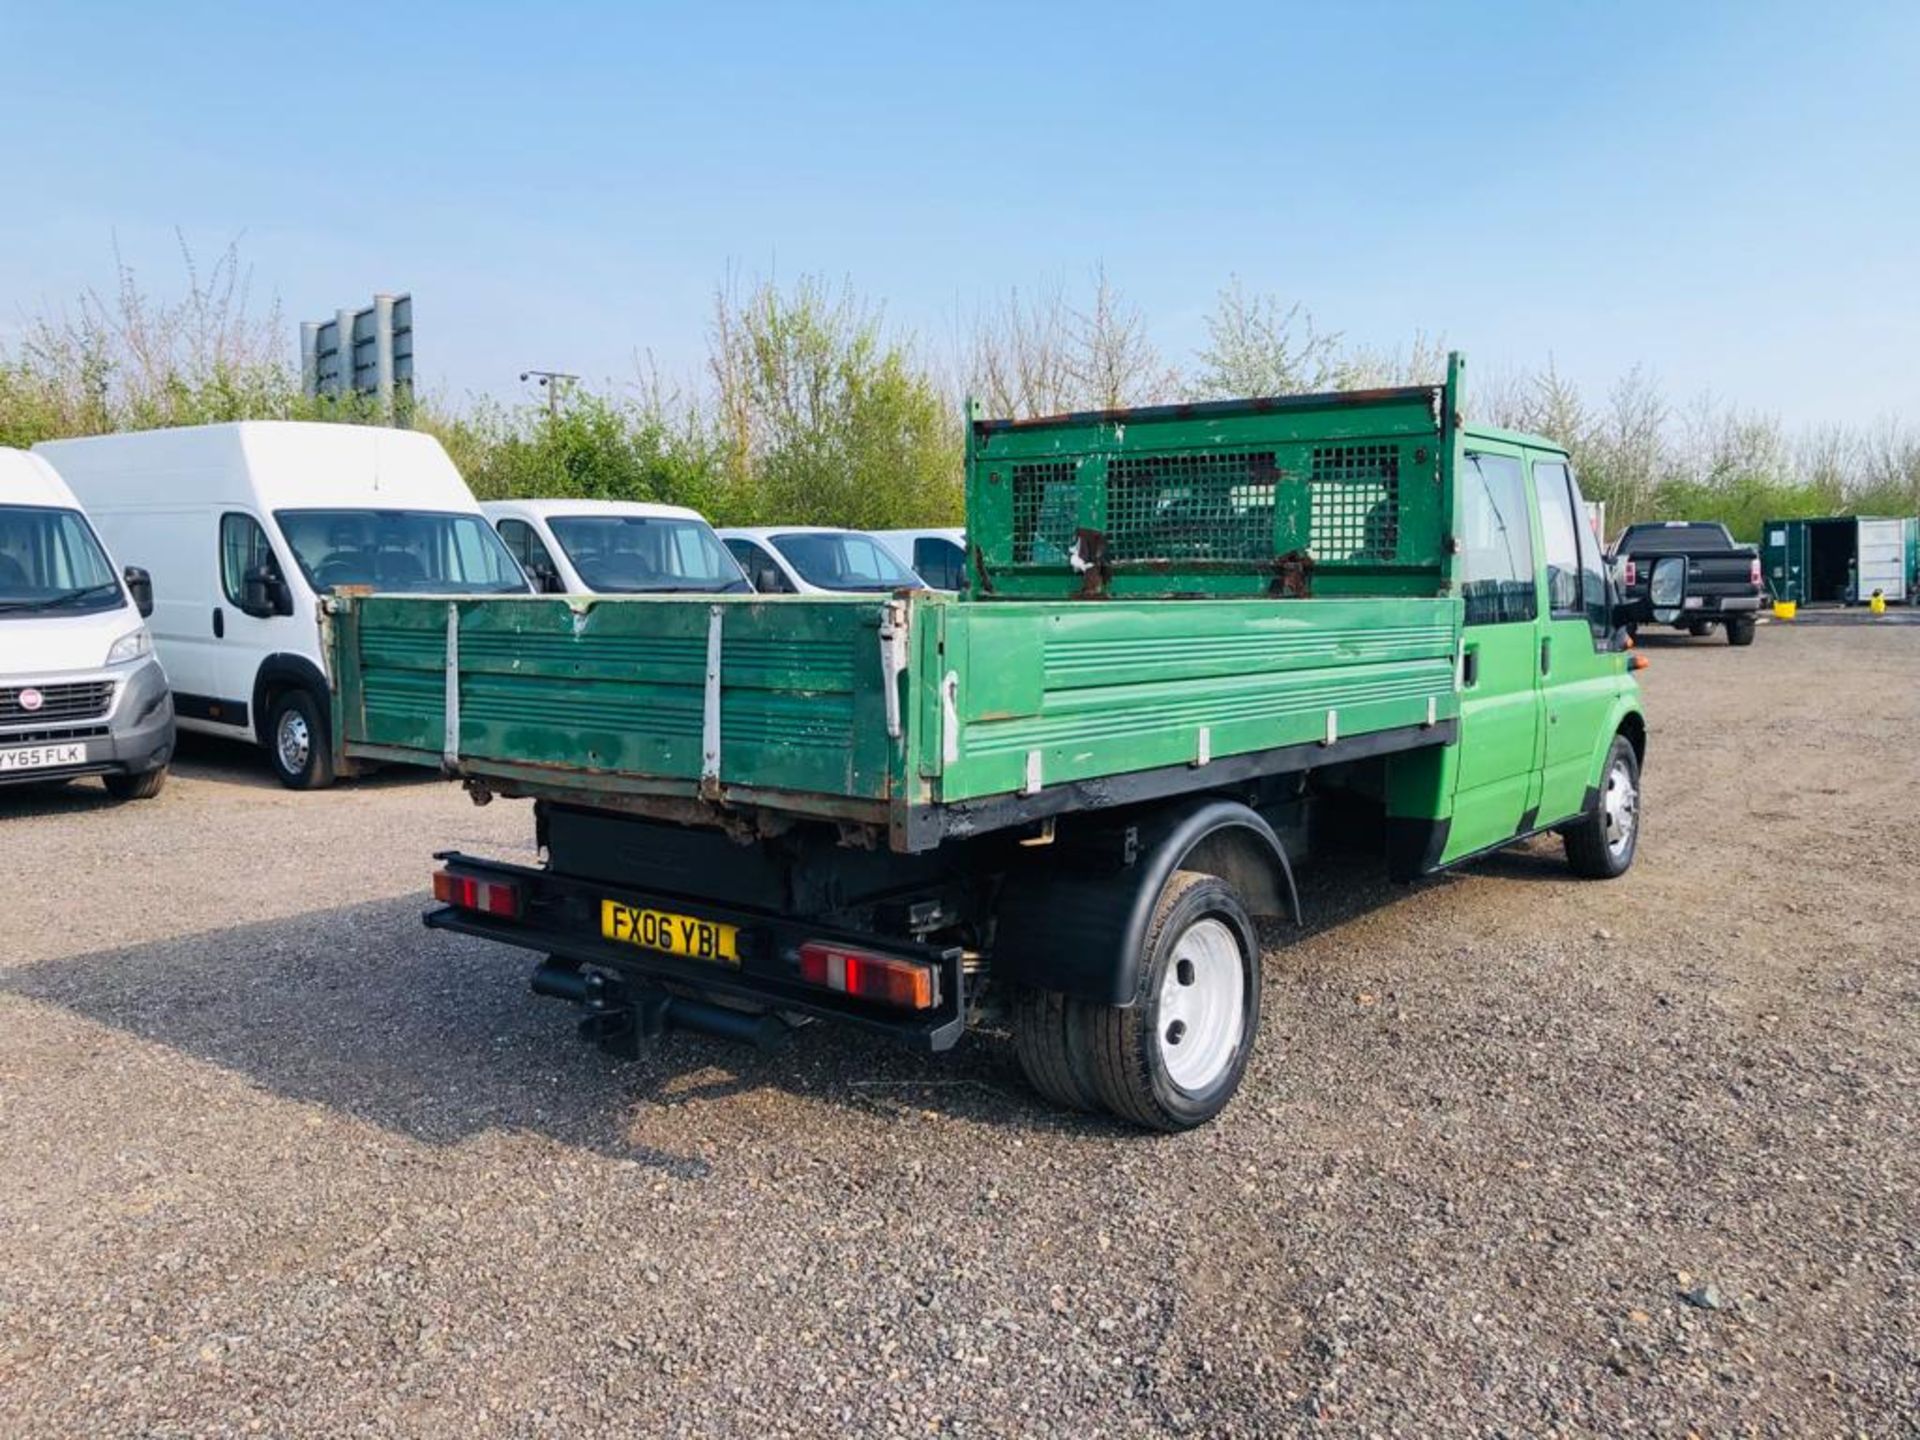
(0, 448, 174, 799)
(36, 422, 528, 789)
(484, 498, 749, 595)
(718, 526, 926, 595)
(869, 527, 966, 591)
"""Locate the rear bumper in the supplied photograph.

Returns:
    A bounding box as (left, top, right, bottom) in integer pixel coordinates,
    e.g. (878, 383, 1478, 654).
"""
(0, 660, 175, 787)
(425, 852, 969, 1051)
(1622, 590, 1763, 622)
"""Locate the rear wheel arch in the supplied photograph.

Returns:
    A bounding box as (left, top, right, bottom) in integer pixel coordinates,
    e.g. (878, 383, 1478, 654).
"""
(993, 796, 1297, 1008)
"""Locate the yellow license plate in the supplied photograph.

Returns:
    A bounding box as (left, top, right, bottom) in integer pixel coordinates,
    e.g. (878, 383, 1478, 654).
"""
(600, 900, 740, 965)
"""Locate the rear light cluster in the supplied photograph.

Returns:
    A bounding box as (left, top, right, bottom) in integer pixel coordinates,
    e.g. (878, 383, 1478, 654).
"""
(797, 941, 938, 1011)
(432, 869, 523, 918)
(1750, 556, 1763, 586)
(1624, 558, 1638, 587)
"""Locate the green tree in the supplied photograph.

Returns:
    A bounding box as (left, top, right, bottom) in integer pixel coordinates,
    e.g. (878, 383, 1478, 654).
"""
(711, 275, 960, 527)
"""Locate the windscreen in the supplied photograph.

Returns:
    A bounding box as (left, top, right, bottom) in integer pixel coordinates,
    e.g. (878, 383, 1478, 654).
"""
(772, 531, 918, 592)
(0, 505, 124, 618)
(547, 514, 749, 593)
(276, 509, 528, 594)
(1620, 524, 1732, 554)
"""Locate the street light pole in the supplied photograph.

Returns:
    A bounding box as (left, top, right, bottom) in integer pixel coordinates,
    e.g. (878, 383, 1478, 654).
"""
(519, 370, 579, 421)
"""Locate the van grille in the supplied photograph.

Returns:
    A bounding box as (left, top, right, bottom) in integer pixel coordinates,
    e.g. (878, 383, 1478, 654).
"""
(0, 681, 117, 725)
(0, 724, 110, 746)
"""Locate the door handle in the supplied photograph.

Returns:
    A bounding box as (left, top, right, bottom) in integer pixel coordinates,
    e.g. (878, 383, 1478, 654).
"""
(213, 607, 225, 639)
(1540, 637, 1551, 675)
(1461, 646, 1479, 687)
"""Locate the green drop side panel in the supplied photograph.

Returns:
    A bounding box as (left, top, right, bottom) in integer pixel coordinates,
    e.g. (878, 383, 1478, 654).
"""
(936, 596, 1461, 802)
(337, 594, 901, 800)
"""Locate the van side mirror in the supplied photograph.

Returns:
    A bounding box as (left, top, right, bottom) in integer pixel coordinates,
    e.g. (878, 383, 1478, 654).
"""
(1647, 555, 1689, 624)
(242, 566, 294, 618)
(123, 566, 154, 618)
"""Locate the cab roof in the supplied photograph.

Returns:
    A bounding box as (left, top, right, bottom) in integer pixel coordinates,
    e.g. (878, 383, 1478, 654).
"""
(483, 498, 709, 523)
(1461, 422, 1568, 455)
(34, 421, 477, 513)
(0, 447, 83, 508)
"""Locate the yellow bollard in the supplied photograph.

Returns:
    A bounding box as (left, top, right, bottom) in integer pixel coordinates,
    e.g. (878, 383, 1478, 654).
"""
(1870, 590, 1887, 615)
(1772, 600, 1797, 621)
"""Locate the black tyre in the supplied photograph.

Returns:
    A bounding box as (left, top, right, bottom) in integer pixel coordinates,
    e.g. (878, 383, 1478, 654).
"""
(1011, 986, 1101, 1112)
(104, 767, 167, 801)
(1564, 735, 1640, 879)
(266, 689, 336, 790)
(1083, 871, 1261, 1132)
(1726, 616, 1756, 646)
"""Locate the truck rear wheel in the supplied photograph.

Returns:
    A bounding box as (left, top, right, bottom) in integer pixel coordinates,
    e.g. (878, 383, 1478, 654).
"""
(1563, 735, 1640, 879)
(1011, 986, 1101, 1112)
(1726, 616, 1756, 646)
(1083, 871, 1261, 1132)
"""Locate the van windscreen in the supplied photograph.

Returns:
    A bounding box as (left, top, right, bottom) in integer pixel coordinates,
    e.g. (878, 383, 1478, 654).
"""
(547, 515, 750, 593)
(0, 505, 125, 618)
(276, 509, 528, 595)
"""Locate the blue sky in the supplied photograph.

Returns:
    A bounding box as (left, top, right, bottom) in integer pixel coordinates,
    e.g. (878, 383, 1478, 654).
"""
(2, 1, 1914, 428)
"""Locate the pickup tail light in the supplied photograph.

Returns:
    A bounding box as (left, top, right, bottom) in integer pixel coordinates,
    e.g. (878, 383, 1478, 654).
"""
(1624, 557, 1638, 587)
(432, 868, 523, 918)
(1749, 556, 1762, 586)
(798, 941, 938, 1011)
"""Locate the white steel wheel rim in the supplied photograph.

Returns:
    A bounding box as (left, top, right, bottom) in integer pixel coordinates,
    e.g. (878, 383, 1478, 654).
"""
(1603, 757, 1638, 857)
(1155, 917, 1247, 1093)
(277, 708, 311, 774)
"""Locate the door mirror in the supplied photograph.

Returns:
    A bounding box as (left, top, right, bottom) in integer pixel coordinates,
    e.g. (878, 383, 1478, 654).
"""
(1647, 554, 1689, 624)
(242, 565, 294, 618)
(123, 565, 154, 618)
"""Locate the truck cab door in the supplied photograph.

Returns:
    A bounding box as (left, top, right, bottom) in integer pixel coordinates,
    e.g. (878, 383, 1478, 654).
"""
(1529, 455, 1621, 828)
(1441, 449, 1547, 863)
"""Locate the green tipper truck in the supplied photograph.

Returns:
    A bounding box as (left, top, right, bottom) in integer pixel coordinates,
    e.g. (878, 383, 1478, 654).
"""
(328, 354, 1658, 1130)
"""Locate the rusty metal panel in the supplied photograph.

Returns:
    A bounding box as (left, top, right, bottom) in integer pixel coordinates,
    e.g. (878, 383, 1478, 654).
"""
(340, 593, 902, 800)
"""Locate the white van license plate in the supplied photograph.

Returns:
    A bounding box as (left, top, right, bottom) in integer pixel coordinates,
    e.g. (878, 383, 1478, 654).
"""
(0, 743, 86, 773)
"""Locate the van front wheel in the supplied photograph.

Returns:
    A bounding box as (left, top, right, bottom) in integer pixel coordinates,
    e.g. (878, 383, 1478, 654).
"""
(104, 767, 167, 801)
(267, 689, 336, 790)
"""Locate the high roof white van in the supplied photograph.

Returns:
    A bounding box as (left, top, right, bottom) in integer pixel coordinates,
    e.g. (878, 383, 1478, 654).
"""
(36, 422, 528, 789)
(0, 448, 174, 799)
(718, 526, 926, 595)
(483, 498, 749, 596)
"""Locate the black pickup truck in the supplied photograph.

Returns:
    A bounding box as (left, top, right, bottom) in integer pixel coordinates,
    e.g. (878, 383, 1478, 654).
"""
(1612, 521, 1763, 645)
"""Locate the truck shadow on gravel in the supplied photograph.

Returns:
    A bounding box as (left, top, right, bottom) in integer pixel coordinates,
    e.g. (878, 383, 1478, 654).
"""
(0, 892, 1157, 1154)
(4, 843, 1569, 1152)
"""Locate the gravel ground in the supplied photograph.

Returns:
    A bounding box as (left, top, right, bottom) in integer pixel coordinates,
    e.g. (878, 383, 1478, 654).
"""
(2, 621, 1915, 1437)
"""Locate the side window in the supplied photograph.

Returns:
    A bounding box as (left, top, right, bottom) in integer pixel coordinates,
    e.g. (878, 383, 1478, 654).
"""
(1531, 459, 1583, 618)
(1565, 469, 1611, 641)
(725, 539, 794, 594)
(914, 538, 965, 589)
(220, 513, 279, 607)
(497, 519, 557, 576)
(1459, 453, 1537, 626)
